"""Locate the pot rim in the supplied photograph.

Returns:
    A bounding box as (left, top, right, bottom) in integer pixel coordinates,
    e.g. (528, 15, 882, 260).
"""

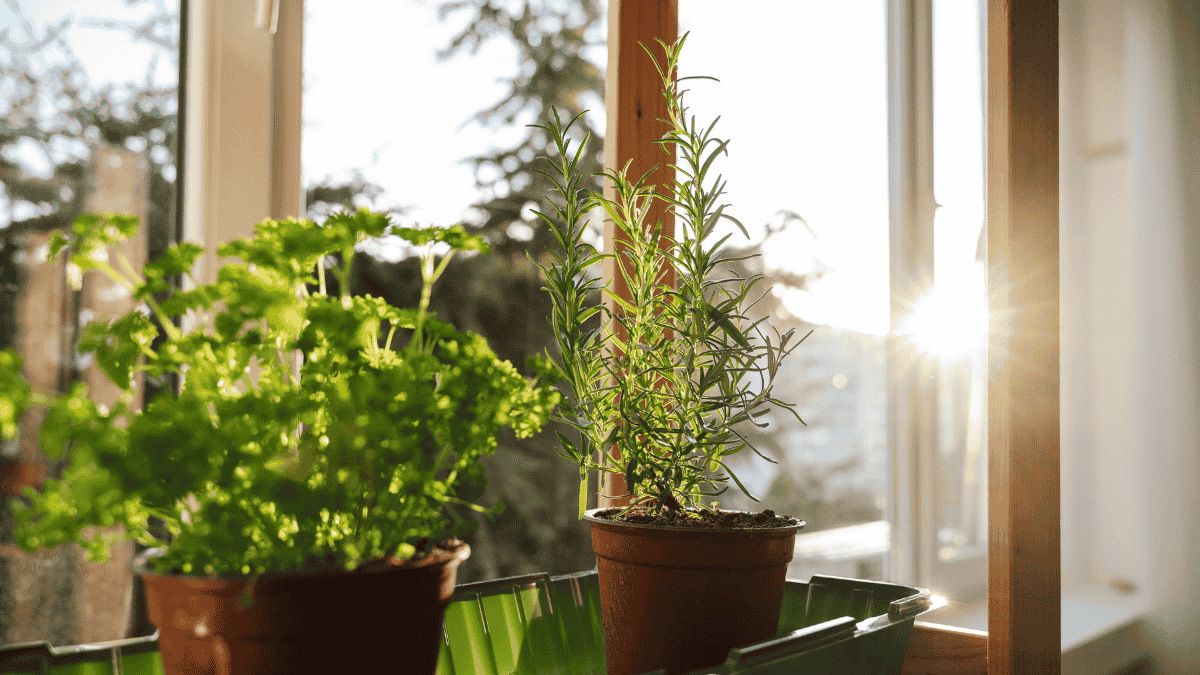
(584, 506, 805, 534)
(132, 540, 472, 581)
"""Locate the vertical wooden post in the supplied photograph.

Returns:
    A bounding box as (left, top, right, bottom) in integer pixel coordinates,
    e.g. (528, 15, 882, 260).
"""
(599, 0, 677, 509)
(986, 1, 1060, 673)
(6, 228, 76, 647)
(81, 147, 149, 417)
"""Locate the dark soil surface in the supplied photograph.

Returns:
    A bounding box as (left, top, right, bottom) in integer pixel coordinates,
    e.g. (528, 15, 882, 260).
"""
(402, 537, 465, 564)
(360, 537, 466, 570)
(593, 507, 803, 530)
(153, 539, 467, 577)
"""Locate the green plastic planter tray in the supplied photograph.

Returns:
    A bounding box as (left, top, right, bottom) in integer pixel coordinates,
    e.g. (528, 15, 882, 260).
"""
(0, 633, 162, 675)
(437, 571, 935, 675)
(0, 571, 932, 674)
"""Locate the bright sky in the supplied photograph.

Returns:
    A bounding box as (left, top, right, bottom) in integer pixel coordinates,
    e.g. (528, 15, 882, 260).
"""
(3, 0, 985, 339)
(932, 0, 987, 301)
(0, 0, 178, 224)
(303, 0, 897, 334)
(302, 0, 523, 228)
(0, 0, 176, 89)
(679, 1, 892, 335)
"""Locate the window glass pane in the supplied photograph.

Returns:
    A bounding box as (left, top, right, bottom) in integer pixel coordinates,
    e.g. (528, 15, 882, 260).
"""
(930, 0, 987, 584)
(303, 0, 607, 583)
(679, 1, 890, 581)
(1, 0, 180, 645)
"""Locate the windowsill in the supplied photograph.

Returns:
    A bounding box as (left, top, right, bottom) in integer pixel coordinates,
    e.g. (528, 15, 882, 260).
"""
(1060, 585, 1146, 652)
(920, 584, 1148, 675)
(787, 520, 889, 582)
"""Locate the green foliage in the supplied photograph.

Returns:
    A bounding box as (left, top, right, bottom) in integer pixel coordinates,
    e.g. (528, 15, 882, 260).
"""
(0, 350, 31, 441)
(0, 210, 557, 576)
(533, 35, 807, 517)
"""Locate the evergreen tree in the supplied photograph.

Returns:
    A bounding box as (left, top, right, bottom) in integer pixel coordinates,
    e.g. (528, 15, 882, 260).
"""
(438, 0, 607, 258)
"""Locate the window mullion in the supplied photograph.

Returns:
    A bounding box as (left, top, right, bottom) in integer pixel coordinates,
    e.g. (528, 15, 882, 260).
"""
(182, 0, 300, 285)
(886, 0, 936, 588)
(270, 0, 304, 220)
(985, 0, 1060, 669)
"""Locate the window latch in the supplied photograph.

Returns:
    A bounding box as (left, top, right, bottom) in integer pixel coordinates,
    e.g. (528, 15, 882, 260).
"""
(255, 0, 280, 34)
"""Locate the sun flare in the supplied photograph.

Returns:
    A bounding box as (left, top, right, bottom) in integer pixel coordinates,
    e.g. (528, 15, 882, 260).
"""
(899, 272, 989, 363)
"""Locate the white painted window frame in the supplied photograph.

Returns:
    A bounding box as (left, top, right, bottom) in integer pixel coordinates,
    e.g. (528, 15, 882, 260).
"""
(181, 0, 302, 286)
(888, 0, 990, 601)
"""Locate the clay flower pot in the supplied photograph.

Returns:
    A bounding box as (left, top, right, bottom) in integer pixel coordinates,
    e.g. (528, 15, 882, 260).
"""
(0, 459, 45, 496)
(585, 508, 804, 675)
(133, 542, 470, 675)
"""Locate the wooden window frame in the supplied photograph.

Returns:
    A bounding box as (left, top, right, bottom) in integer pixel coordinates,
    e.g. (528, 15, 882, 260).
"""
(983, 0, 1059, 672)
(605, 2, 1060, 674)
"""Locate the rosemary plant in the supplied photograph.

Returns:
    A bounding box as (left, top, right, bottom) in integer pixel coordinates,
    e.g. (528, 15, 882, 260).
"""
(533, 35, 807, 518)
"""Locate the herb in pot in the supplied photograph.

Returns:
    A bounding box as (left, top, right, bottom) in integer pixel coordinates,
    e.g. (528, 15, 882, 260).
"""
(532, 35, 813, 674)
(532, 34, 808, 522)
(0, 210, 559, 575)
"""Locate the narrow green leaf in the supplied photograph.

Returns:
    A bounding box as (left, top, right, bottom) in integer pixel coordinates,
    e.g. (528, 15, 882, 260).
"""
(579, 466, 589, 519)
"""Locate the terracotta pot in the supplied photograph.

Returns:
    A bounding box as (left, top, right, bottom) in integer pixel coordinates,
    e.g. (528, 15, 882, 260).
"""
(585, 508, 804, 675)
(0, 459, 45, 495)
(134, 542, 470, 675)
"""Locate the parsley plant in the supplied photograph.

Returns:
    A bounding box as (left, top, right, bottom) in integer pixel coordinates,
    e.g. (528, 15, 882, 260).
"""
(1, 210, 558, 575)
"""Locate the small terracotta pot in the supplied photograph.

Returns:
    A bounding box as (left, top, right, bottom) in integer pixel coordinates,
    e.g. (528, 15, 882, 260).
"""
(0, 460, 45, 495)
(134, 542, 470, 675)
(586, 508, 804, 675)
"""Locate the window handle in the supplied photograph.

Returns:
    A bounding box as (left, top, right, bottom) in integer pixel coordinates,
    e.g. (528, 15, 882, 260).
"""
(255, 0, 279, 34)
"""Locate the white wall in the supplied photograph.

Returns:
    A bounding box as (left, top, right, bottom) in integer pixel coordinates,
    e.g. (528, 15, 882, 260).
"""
(1061, 0, 1200, 672)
